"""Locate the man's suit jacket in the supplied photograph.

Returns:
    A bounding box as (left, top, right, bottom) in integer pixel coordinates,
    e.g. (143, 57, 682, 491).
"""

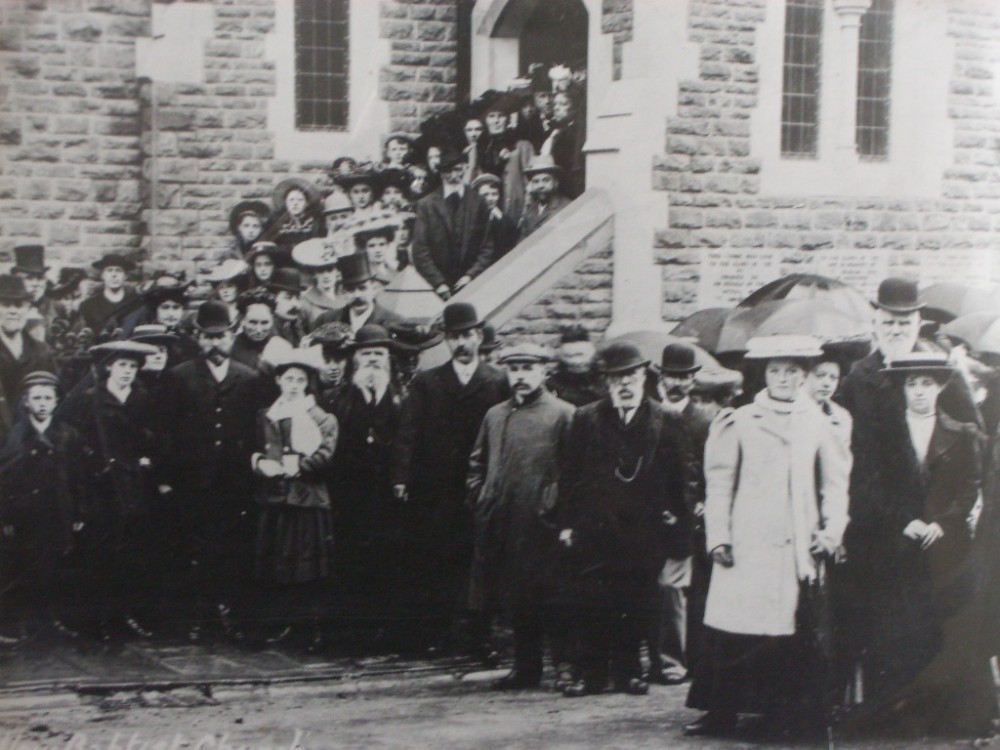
(518, 194, 572, 241)
(313, 302, 404, 332)
(412, 187, 495, 290)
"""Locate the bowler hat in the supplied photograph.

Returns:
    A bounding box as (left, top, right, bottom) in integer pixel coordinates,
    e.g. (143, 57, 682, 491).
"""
(498, 341, 552, 364)
(598, 341, 649, 375)
(872, 277, 924, 314)
(524, 154, 563, 178)
(193, 300, 235, 334)
(13, 245, 47, 275)
(879, 351, 954, 377)
(442, 302, 483, 333)
(92, 253, 136, 272)
(0, 274, 30, 303)
(480, 323, 501, 353)
(272, 178, 320, 212)
(744, 334, 824, 361)
(437, 148, 465, 172)
(347, 323, 396, 352)
(337, 252, 376, 287)
(659, 343, 701, 375)
(89, 340, 159, 361)
(49, 267, 87, 299)
(21, 370, 60, 390)
(266, 268, 306, 295)
(130, 324, 178, 347)
(228, 200, 270, 235)
(389, 320, 444, 352)
(291, 238, 338, 269)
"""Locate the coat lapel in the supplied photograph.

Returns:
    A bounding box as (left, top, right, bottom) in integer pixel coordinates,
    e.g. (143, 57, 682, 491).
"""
(925, 415, 960, 469)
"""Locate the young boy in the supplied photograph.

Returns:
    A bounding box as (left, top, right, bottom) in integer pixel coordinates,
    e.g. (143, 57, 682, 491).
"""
(0, 371, 89, 643)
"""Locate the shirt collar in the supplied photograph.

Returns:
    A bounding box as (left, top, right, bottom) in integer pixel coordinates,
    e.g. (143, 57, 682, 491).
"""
(206, 357, 231, 383)
(443, 184, 464, 199)
(31, 416, 52, 435)
(452, 358, 478, 386)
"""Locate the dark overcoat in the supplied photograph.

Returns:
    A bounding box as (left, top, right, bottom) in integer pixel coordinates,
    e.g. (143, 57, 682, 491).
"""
(411, 187, 496, 290)
(517, 194, 572, 241)
(253, 404, 338, 509)
(0, 334, 56, 409)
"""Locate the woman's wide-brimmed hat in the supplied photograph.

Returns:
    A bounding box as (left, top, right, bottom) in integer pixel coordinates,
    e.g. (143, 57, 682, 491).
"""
(245, 241, 281, 265)
(49, 267, 88, 299)
(89, 340, 159, 362)
(228, 200, 270, 235)
(272, 178, 320, 211)
(271, 347, 324, 374)
(334, 166, 382, 192)
(205, 258, 249, 285)
(130, 323, 178, 347)
(744, 334, 824, 361)
(142, 274, 192, 306)
(310, 321, 354, 356)
(92, 253, 137, 273)
(291, 238, 339, 269)
(879, 351, 954, 377)
(389, 320, 444, 353)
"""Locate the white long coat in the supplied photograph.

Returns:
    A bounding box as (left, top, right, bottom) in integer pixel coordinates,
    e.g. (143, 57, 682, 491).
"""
(703, 390, 850, 636)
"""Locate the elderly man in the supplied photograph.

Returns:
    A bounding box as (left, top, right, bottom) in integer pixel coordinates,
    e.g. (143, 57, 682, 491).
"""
(392, 303, 509, 654)
(518, 155, 572, 241)
(411, 149, 495, 300)
(163, 300, 265, 641)
(79, 253, 136, 334)
(546, 325, 606, 407)
(313, 253, 402, 334)
(466, 342, 575, 690)
(556, 341, 690, 698)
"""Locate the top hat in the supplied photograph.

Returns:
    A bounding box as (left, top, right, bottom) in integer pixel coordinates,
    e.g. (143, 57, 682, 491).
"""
(13, 245, 47, 275)
(479, 323, 501, 353)
(266, 268, 306, 294)
(334, 167, 382, 192)
(291, 238, 338, 269)
(206, 258, 249, 285)
(389, 320, 444, 353)
(246, 241, 281, 265)
(89, 340, 159, 362)
(347, 323, 396, 352)
(879, 351, 954, 377)
(597, 341, 649, 375)
(310, 321, 354, 354)
(337, 252, 376, 287)
(228, 200, 270, 235)
(272, 178, 320, 212)
(659, 343, 701, 375)
(22, 370, 60, 391)
(130, 323, 178, 347)
(92, 253, 136, 272)
(442, 302, 483, 333)
(872, 277, 924, 314)
(744, 334, 825, 361)
(193, 300, 235, 334)
(0, 274, 30, 303)
(524, 154, 564, 178)
(322, 190, 353, 215)
(49, 267, 88, 299)
(437, 148, 466, 172)
(497, 341, 552, 364)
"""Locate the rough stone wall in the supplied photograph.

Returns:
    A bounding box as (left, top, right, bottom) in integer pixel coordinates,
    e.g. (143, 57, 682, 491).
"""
(379, 0, 459, 134)
(601, 0, 634, 80)
(0, 0, 150, 265)
(654, 0, 1000, 321)
(499, 227, 614, 345)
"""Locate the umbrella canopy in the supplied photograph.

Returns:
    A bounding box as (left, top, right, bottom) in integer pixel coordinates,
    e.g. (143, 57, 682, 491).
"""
(379, 265, 444, 322)
(669, 307, 733, 353)
(716, 299, 873, 354)
(604, 330, 722, 371)
(918, 282, 1000, 323)
(940, 311, 1000, 350)
(738, 273, 871, 322)
(977, 321, 1000, 356)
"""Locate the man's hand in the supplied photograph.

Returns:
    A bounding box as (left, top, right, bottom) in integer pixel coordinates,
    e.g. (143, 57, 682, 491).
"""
(453, 275, 472, 293)
(921, 522, 944, 550)
(903, 519, 928, 541)
(559, 529, 573, 548)
(711, 544, 734, 568)
(393, 484, 408, 502)
(257, 459, 285, 479)
(138, 456, 152, 469)
(435, 284, 452, 301)
(158, 484, 173, 496)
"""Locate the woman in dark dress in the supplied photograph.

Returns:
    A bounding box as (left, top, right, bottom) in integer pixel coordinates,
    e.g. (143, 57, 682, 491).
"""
(219, 199, 269, 261)
(252, 349, 338, 650)
(265, 179, 325, 263)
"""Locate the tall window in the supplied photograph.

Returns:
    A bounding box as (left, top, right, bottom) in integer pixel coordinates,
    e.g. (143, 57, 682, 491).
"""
(780, 0, 823, 157)
(294, 0, 349, 131)
(856, 0, 893, 159)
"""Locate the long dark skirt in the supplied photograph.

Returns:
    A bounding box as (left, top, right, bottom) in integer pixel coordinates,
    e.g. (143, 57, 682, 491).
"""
(255, 505, 335, 587)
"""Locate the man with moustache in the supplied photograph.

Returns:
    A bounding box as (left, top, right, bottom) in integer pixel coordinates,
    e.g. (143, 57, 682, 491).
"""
(466, 342, 575, 690)
(230, 289, 290, 372)
(266, 268, 307, 347)
(556, 341, 690, 697)
(517, 155, 572, 241)
(392, 303, 509, 654)
(162, 301, 264, 640)
(313, 253, 402, 334)
(329, 325, 403, 592)
(11, 245, 64, 343)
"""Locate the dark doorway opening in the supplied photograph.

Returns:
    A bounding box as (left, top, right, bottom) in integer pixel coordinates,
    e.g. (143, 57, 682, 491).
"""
(515, 0, 588, 75)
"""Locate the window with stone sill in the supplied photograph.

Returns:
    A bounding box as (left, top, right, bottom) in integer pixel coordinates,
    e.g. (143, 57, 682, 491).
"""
(295, 0, 349, 131)
(856, 0, 893, 159)
(780, 0, 823, 158)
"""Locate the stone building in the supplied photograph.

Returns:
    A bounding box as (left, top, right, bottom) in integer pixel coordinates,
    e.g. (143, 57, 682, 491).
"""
(2, 0, 999, 342)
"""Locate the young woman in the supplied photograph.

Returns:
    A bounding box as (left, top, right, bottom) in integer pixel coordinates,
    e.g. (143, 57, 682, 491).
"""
(267, 179, 325, 260)
(206, 259, 249, 325)
(380, 133, 414, 171)
(221, 200, 269, 261)
(685, 335, 850, 738)
(252, 350, 339, 650)
(246, 242, 280, 289)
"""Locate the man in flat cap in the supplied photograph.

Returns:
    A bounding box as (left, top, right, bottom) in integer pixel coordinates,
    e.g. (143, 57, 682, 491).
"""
(79, 253, 137, 334)
(392, 303, 509, 654)
(555, 341, 690, 698)
(411, 148, 495, 300)
(466, 342, 575, 690)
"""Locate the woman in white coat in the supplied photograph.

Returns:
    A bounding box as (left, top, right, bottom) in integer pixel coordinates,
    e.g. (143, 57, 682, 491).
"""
(684, 335, 850, 738)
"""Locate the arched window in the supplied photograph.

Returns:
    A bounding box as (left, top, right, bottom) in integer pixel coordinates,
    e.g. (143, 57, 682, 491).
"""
(294, 0, 349, 131)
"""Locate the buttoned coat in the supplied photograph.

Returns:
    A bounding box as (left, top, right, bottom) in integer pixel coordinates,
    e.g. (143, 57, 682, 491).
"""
(703, 391, 850, 636)
(517, 194, 572, 241)
(253, 403, 338, 509)
(411, 187, 495, 290)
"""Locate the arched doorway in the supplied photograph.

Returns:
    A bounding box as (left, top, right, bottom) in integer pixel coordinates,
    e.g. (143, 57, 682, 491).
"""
(513, 0, 588, 76)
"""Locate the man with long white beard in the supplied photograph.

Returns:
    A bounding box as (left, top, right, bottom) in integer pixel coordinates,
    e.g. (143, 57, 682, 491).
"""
(329, 324, 403, 593)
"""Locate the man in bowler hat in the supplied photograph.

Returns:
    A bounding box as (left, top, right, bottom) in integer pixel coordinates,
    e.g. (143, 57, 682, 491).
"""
(313, 252, 403, 334)
(555, 341, 690, 697)
(392, 303, 509, 653)
(411, 149, 495, 300)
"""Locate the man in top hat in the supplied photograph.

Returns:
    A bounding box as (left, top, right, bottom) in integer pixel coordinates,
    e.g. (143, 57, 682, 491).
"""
(328, 324, 405, 590)
(162, 300, 266, 640)
(411, 148, 495, 300)
(546, 325, 606, 407)
(0, 275, 56, 444)
(11, 245, 64, 343)
(518, 154, 571, 241)
(392, 302, 509, 652)
(314, 252, 403, 335)
(265, 268, 307, 347)
(79, 253, 137, 334)
(466, 342, 576, 690)
(555, 341, 691, 698)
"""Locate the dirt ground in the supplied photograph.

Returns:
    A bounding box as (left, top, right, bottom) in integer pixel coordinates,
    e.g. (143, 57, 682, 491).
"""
(1, 669, 995, 750)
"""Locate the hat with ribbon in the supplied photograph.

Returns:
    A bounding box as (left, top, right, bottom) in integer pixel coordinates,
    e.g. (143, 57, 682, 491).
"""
(322, 191, 353, 215)
(246, 241, 281, 265)
(89, 339, 159, 362)
(744, 334, 825, 361)
(205, 258, 249, 285)
(291, 238, 339, 269)
(272, 178, 320, 211)
(49, 267, 88, 299)
(130, 324, 178, 347)
(879, 351, 954, 377)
